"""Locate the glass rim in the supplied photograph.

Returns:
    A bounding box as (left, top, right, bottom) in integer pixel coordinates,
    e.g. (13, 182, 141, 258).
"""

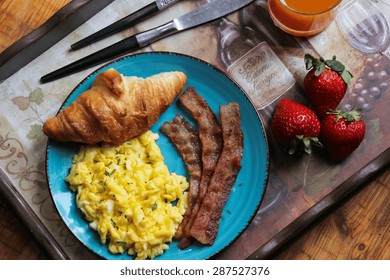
(279, 0, 342, 15)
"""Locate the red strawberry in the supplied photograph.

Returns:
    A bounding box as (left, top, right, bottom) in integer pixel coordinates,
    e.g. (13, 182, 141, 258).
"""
(271, 98, 322, 154)
(304, 54, 353, 119)
(321, 109, 366, 161)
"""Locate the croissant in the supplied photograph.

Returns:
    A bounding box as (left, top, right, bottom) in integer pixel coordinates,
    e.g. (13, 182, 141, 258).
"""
(43, 68, 187, 145)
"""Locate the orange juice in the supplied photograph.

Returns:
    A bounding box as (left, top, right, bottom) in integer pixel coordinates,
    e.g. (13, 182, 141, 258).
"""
(268, 0, 341, 36)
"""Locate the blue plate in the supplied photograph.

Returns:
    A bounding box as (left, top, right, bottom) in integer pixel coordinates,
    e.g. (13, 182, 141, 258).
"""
(46, 52, 269, 260)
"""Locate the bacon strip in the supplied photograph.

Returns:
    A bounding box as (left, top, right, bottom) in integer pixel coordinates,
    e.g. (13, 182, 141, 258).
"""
(160, 115, 202, 240)
(177, 87, 223, 248)
(190, 102, 243, 245)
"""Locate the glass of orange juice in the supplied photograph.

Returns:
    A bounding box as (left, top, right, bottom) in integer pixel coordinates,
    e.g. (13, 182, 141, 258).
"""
(268, 0, 342, 37)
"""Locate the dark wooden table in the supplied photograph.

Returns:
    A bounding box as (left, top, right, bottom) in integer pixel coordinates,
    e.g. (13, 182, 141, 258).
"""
(0, 0, 389, 260)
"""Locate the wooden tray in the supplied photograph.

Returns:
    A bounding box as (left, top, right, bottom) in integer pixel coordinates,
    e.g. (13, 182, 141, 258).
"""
(0, 0, 389, 260)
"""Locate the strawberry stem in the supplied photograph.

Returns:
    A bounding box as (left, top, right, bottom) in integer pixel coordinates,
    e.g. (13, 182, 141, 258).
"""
(287, 135, 323, 155)
(304, 53, 353, 85)
(327, 109, 363, 122)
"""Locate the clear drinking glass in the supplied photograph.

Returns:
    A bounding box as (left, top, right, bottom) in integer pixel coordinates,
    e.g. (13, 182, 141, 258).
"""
(380, 0, 390, 7)
(267, 0, 342, 37)
(336, 0, 390, 55)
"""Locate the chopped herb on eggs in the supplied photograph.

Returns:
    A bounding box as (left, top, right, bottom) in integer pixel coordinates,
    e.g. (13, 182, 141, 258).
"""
(65, 130, 189, 259)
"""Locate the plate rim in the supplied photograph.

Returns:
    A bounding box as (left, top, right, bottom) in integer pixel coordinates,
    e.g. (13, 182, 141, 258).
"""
(45, 51, 270, 260)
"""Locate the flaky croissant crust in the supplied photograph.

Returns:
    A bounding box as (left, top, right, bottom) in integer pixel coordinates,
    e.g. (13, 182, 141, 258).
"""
(43, 68, 187, 145)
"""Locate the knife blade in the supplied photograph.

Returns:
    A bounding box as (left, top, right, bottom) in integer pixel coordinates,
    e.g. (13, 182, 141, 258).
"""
(40, 0, 255, 83)
(71, 0, 182, 51)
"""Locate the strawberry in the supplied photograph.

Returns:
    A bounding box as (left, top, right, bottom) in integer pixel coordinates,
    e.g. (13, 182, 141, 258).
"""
(271, 98, 322, 155)
(321, 109, 366, 161)
(304, 54, 353, 119)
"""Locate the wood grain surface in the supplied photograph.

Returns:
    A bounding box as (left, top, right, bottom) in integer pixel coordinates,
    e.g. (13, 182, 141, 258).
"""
(0, 0, 389, 260)
(273, 169, 389, 260)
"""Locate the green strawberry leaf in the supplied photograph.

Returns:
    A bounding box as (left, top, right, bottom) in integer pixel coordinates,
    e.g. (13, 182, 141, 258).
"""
(302, 138, 312, 154)
(325, 58, 345, 72)
(314, 63, 326, 76)
(289, 135, 323, 155)
(304, 54, 353, 84)
(330, 108, 363, 122)
(325, 56, 353, 85)
(304, 54, 315, 70)
(341, 69, 353, 86)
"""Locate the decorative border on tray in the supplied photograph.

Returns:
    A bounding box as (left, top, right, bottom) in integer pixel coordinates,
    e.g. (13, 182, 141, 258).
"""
(1, 0, 389, 260)
(0, 0, 115, 260)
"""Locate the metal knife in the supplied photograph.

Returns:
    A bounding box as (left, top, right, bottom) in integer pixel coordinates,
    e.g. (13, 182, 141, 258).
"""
(71, 0, 182, 51)
(40, 0, 255, 83)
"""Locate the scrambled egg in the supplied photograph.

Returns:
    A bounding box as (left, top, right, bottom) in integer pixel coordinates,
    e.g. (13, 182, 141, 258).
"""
(65, 130, 188, 259)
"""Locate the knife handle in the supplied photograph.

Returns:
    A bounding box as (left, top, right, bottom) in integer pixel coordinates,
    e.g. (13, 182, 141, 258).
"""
(71, 2, 159, 51)
(40, 20, 178, 83)
(41, 36, 140, 83)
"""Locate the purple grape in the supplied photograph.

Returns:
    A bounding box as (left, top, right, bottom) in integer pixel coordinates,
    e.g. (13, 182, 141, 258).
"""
(379, 82, 388, 92)
(366, 94, 376, 103)
(348, 52, 389, 113)
(362, 103, 373, 112)
(364, 57, 375, 67)
(364, 67, 372, 74)
(350, 92, 358, 102)
(367, 71, 376, 81)
(342, 103, 353, 112)
(369, 86, 381, 98)
(356, 96, 366, 106)
(353, 82, 365, 93)
(379, 70, 388, 82)
(360, 89, 369, 98)
(372, 63, 381, 72)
